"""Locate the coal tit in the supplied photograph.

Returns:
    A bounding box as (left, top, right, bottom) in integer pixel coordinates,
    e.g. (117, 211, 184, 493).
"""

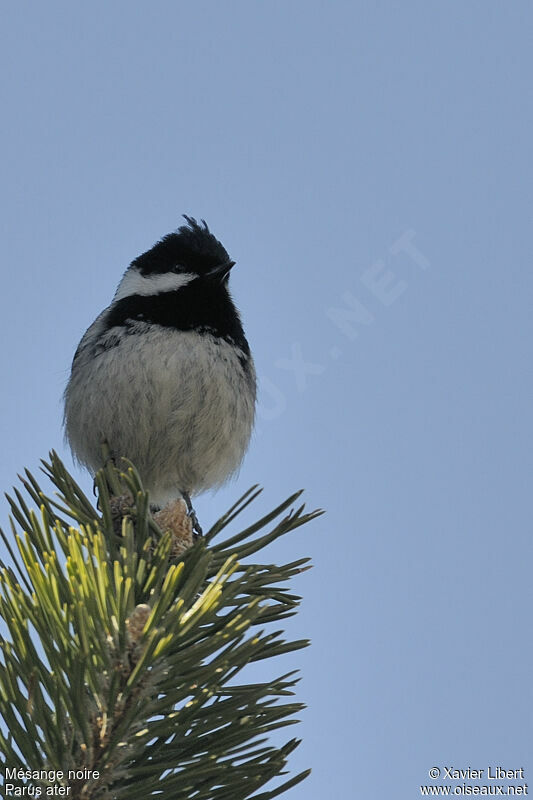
(64, 216, 256, 512)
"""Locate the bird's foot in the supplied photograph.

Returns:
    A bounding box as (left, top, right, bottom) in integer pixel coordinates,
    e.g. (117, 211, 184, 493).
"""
(182, 491, 203, 538)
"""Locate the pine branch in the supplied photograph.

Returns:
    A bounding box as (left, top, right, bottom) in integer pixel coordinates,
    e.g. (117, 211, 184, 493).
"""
(0, 453, 322, 799)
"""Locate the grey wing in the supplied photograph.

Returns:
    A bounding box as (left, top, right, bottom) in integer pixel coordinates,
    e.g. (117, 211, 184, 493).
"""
(71, 308, 111, 369)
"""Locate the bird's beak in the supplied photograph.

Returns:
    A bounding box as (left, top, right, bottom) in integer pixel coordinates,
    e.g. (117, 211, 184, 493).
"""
(205, 260, 235, 283)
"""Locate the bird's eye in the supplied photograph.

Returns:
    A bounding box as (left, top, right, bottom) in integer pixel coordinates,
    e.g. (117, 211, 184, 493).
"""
(172, 264, 182, 274)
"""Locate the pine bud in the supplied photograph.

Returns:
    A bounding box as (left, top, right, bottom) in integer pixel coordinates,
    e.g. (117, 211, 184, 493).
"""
(126, 603, 151, 642)
(153, 499, 194, 557)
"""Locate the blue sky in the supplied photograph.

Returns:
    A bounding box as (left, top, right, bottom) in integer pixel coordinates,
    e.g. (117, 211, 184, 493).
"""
(1, 2, 532, 797)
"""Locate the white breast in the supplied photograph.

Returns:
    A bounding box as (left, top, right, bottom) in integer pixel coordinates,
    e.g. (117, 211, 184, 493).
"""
(64, 325, 256, 506)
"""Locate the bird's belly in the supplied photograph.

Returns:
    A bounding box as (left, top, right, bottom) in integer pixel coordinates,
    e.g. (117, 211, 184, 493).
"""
(64, 328, 255, 504)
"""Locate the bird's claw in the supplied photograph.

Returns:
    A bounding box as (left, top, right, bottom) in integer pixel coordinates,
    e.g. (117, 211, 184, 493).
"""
(182, 491, 203, 538)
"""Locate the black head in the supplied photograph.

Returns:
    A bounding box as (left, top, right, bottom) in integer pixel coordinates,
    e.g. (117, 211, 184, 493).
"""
(131, 216, 233, 278)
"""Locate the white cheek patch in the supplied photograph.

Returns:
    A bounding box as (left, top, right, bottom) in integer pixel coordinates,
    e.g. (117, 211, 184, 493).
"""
(113, 268, 196, 302)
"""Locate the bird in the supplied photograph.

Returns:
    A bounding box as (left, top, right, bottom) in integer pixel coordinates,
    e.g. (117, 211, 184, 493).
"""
(63, 216, 256, 528)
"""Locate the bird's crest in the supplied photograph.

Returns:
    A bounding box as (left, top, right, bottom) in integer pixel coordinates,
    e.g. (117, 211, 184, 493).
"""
(132, 215, 231, 275)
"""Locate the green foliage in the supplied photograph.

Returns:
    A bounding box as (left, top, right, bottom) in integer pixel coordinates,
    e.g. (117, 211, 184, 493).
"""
(0, 454, 320, 799)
